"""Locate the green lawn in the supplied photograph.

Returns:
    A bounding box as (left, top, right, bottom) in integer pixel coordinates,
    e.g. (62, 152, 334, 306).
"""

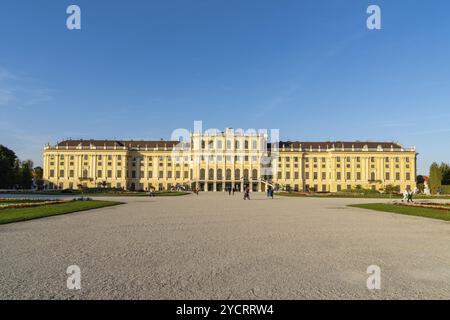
(0, 200, 123, 225)
(349, 203, 450, 221)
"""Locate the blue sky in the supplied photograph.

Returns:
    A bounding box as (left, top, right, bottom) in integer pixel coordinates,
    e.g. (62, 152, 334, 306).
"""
(1, 0, 449, 174)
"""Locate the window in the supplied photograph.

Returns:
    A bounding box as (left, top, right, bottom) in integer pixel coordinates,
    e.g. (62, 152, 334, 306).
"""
(200, 169, 205, 180)
(244, 140, 249, 149)
(98, 155, 102, 160)
(107, 170, 112, 178)
(69, 170, 74, 178)
(346, 172, 351, 180)
(385, 172, 390, 180)
(286, 172, 291, 179)
(226, 169, 232, 180)
(140, 171, 144, 178)
(357, 172, 361, 180)
(252, 140, 257, 149)
(337, 184, 341, 191)
(252, 169, 258, 180)
(167, 171, 172, 179)
(313, 172, 318, 180)
(322, 172, 326, 180)
(148, 171, 153, 178)
(370, 172, 375, 181)
(176, 171, 181, 179)
(208, 169, 214, 180)
(226, 140, 231, 149)
(117, 170, 122, 178)
(59, 170, 64, 178)
(159, 171, 164, 179)
(98, 170, 102, 178)
(396, 172, 400, 180)
(131, 171, 136, 178)
(337, 172, 341, 180)
(406, 172, 411, 180)
(217, 141, 222, 149)
(305, 172, 310, 179)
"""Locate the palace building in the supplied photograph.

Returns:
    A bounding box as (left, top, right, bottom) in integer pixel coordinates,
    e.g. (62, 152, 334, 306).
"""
(42, 128, 417, 192)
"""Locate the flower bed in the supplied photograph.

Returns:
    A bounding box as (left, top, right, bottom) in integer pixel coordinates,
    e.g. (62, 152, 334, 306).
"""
(396, 202, 450, 211)
(0, 199, 66, 210)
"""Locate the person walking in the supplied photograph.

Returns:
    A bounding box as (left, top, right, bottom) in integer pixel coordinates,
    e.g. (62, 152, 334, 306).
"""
(407, 187, 414, 203)
(232, 187, 235, 196)
(402, 188, 408, 202)
(243, 186, 250, 200)
(269, 188, 274, 199)
(228, 187, 232, 196)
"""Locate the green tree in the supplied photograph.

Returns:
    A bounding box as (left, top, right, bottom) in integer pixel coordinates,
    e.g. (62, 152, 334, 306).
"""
(429, 162, 442, 195)
(19, 160, 34, 189)
(34, 166, 44, 189)
(0, 145, 18, 189)
(439, 163, 450, 185)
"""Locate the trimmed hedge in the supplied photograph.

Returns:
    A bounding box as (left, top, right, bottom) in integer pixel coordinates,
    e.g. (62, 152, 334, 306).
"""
(441, 185, 450, 194)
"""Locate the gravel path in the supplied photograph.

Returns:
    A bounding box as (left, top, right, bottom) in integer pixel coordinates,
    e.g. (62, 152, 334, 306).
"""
(1, 193, 449, 299)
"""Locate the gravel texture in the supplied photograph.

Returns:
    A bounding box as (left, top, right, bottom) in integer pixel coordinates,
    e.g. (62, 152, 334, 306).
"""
(0, 193, 449, 299)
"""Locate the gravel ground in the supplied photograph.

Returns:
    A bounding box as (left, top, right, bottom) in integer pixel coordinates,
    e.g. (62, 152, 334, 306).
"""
(0, 192, 449, 299)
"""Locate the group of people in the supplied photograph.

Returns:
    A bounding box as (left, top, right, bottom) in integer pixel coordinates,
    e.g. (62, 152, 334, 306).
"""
(402, 187, 417, 203)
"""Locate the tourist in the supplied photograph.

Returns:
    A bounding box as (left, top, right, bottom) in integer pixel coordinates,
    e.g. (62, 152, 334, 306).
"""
(244, 186, 250, 200)
(408, 188, 414, 203)
(402, 188, 409, 202)
(270, 188, 274, 199)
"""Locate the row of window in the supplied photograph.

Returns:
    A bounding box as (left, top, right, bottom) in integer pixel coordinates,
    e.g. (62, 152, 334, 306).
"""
(200, 139, 261, 150)
(279, 156, 410, 163)
(277, 171, 412, 181)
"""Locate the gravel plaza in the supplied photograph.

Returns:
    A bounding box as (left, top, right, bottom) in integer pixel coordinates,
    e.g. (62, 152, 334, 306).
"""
(1, 193, 449, 299)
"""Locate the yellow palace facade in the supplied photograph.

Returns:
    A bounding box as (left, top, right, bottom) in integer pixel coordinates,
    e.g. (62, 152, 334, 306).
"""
(42, 128, 417, 192)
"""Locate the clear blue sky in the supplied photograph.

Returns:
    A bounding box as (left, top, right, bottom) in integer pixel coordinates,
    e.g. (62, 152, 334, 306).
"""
(1, 0, 449, 174)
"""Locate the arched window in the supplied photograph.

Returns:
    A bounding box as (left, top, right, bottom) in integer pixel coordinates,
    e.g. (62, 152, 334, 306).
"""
(217, 169, 223, 180)
(226, 169, 232, 180)
(244, 140, 249, 149)
(226, 140, 231, 149)
(243, 169, 249, 179)
(208, 169, 214, 180)
(252, 169, 258, 180)
(371, 172, 376, 181)
(83, 169, 88, 179)
(235, 141, 240, 149)
(235, 169, 240, 180)
(200, 168, 205, 180)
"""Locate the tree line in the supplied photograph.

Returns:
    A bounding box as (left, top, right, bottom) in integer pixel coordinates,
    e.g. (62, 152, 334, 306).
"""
(426, 162, 450, 194)
(0, 145, 43, 190)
